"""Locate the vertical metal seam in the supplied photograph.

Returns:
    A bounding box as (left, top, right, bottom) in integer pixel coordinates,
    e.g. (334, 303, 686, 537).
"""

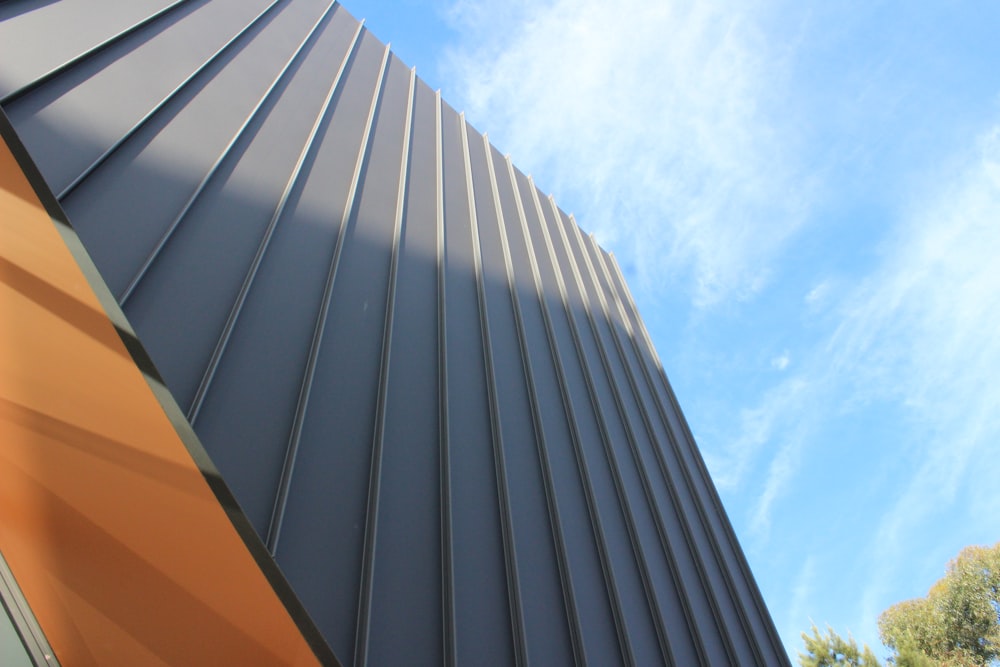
(482, 135, 587, 667)
(505, 156, 635, 667)
(353, 64, 416, 667)
(118, 2, 348, 308)
(0, 0, 195, 106)
(458, 114, 528, 667)
(596, 247, 770, 664)
(602, 253, 785, 664)
(266, 38, 391, 555)
(184, 6, 358, 423)
(435, 90, 457, 667)
(527, 180, 665, 666)
(565, 213, 724, 666)
(56, 0, 285, 202)
(547, 198, 705, 665)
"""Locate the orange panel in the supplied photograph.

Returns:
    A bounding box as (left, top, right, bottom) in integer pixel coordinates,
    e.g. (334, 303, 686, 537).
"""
(0, 129, 330, 665)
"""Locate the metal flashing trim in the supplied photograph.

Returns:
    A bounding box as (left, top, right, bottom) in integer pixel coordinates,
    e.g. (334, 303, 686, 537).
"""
(0, 104, 340, 667)
(0, 551, 57, 666)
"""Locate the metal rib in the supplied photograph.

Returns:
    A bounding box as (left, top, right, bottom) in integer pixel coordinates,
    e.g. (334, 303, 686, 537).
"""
(505, 156, 635, 667)
(266, 38, 391, 556)
(459, 114, 528, 667)
(185, 8, 360, 424)
(567, 214, 729, 666)
(436, 90, 457, 667)
(600, 251, 783, 664)
(482, 135, 587, 667)
(0, 0, 193, 106)
(528, 180, 668, 666)
(57, 0, 284, 202)
(354, 65, 416, 667)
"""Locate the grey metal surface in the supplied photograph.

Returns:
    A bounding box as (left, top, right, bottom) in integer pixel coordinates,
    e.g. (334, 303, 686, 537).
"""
(0, 1, 790, 665)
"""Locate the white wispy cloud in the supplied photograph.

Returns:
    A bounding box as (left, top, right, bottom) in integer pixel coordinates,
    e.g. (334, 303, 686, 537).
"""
(771, 351, 791, 370)
(437, 1, 1000, 655)
(787, 556, 817, 646)
(706, 375, 810, 497)
(734, 120, 1000, 651)
(847, 122, 1000, 623)
(750, 435, 804, 539)
(440, 0, 808, 307)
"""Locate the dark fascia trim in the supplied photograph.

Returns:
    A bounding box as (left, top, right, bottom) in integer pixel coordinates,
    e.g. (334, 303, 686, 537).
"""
(0, 550, 59, 666)
(0, 106, 342, 667)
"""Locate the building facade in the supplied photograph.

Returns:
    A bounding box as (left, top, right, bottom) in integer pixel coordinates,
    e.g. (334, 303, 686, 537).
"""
(0, 1, 789, 664)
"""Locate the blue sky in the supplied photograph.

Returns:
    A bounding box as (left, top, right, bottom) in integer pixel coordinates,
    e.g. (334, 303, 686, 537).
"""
(346, 0, 1000, 659)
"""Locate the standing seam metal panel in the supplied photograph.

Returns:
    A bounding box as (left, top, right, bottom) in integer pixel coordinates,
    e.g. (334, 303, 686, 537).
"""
(365, 75, 444, 667)
(528, 178, 667, 667)
(488, 145, 620, 666)
(483, 135, 586, 665)
(600, 249, 788, 665)
(567, 216, 736, 666)
(440, 101, 516, 667)
(545, 197, 712, 667)
(0, 1, 792, 665)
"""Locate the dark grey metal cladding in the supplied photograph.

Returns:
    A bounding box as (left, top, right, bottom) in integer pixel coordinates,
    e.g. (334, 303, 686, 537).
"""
(185, 7, 365, 539)
(439, 102, 517, 667)
(115, 3, 354, 414)
(540, 195, 709, 667)
(273, 35, 398, 662)
(64, 0, 345, 304)
(515, 164, 659, 666)
(3, 0, 281, 193)
(541, 183, 696, 667)
(596, 246, 789, 665)
(565, 216, 737, 666)
(0, 0, 791, 665)
(579, 230, 754, 664)
(364, 76, 443, 667)
(488, 147, 621, 667)
(465, 127, 575, 667)
(0, 0, 190, 103)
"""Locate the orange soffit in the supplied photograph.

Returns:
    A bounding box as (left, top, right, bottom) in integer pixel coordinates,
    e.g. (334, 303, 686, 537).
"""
(0, 129, 332, 665)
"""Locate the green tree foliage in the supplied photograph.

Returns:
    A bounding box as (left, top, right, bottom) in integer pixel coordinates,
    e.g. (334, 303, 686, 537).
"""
(878, 542, 1000, 666)
(801, 543, 1000, 667)
(799, 624, 883, 666)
